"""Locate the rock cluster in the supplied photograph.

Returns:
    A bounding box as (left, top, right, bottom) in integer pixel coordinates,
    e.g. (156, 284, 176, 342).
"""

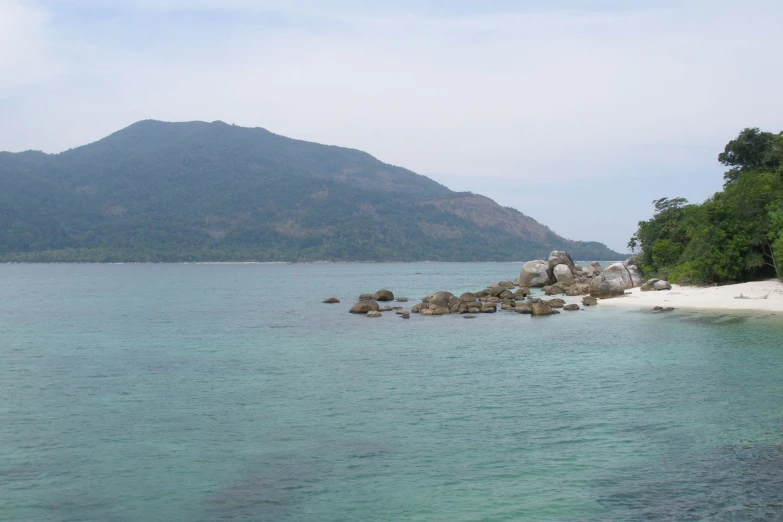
(341, 251, 669, 318)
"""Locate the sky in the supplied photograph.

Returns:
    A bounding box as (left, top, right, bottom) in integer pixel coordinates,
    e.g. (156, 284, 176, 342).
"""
(2, 1, 783, 252)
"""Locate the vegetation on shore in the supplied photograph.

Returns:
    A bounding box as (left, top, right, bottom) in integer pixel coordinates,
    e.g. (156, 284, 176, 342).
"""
(630, 128, 783, 284)
(0, 120, 622, 262)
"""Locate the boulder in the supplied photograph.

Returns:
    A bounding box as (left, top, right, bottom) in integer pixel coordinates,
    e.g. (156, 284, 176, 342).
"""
(500, 301, 516, 310)
(548, 251, 576, 272)
(653, 280, 672, 291)
(449, 300, 468, 314)
(515, 303, 533, 314)
(640, 279, 660, 292)
(563, 304, 580, 311)
(486, 285, 508, 297)
(582, 296, 598, 306)
(410, 303, 424, 313)
(520, 260, 554, 288)
(588, 262, 633, 298)
(373, 289, 395, 301)
(350, 301, 380, 314)
(395, 309, 410, 315)
(625, 265, 644, 287)
(481, 303, 497, 313)
(513, 287, 530, 299)
(498, 290, 513, 299)
(498, 280, 516, 289)
(359, 293, 374, 300)
(425, 291, 455, 303)
(530, 299, 554, 316)
(547, 298, 566, 308)
(322, 297, 340, 304)
(565, 284, 589, 296)
(379, 306, 393, 312)
(395, 297, 409, 303)
(366, 311, 382, 318)
(583, 262, 603, 277)
(460, 292, 477, 302)
(400, 313, 410, 319)
(431, 306, 449, 316)
(420, 309, 434, 316)
(544, 283, 567, 296)
(513, 278, 521, 286)
(553, 264, 575, 285)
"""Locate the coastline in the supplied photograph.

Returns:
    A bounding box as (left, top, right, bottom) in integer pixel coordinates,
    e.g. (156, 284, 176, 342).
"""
(598, 280, 783, 313)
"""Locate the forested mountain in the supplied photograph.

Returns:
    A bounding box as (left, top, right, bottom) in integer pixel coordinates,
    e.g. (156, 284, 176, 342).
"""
(630, 128, 783, 283)
(0, 120, 621, 262)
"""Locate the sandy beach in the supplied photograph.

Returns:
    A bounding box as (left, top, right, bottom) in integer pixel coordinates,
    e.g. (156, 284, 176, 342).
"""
(598, 280, 783, 312)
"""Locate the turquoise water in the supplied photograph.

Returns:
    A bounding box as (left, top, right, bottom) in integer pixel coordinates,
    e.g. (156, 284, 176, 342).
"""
(1, 263, 782, 521)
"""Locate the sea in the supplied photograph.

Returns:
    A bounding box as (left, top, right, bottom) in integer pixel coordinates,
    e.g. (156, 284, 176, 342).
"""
(1, 262, 782, 521)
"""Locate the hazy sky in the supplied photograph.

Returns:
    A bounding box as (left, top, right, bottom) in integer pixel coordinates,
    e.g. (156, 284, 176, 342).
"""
(2, 0, 783, 252)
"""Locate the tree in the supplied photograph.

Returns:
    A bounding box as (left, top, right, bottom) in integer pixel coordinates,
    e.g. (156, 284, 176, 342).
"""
(719, 128, 783, 183)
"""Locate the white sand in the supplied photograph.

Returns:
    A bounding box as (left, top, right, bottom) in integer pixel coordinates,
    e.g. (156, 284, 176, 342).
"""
(598, 280, 783, 312)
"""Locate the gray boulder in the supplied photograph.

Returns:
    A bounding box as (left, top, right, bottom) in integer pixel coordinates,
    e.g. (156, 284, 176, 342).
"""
(588, 262, 633, 298)
(583, 262, 603, 277)
(553, 264, 575, 285)
(625, 265, 644, 287)
(548, 251, 576, 271)
(640, 279, 660, 292)
(547, 298, 566, 309)
(513, 287, 530, 299)
(520, 260, 554, 287)
(530, 298, 554, 316)
(653, 280, 672, 291)
(459, 292, 477, 302)
(563, 304, 581, 311)
(498, 280, 516, 289)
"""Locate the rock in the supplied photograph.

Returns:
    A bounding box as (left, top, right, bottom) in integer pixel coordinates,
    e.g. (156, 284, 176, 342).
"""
(466, 304, 483, 314)
(565, 284, 589, 296)
(420, 309, 434, 316)
(520, 260, 554, 288)
(544, 283, 568, 296)
(395, 309, 410, 315)
(431, 306, 450, 316)
(515, 303, 532, 314)
(350, 301, 380, 314)
(563, 304, 581, 311)
(653, 306, 675, 312)
(513, 278, 521, 286)
(498, 280, 516, 289)
(322, 297, 340, 303)
(501, 301, 515, 310)
(641, 279, 660, 292)
(625, 265, 644, 287)
(548, 251, 576, 271)
(411, 303, 424, 313)
(588, 262, 633, 298)
(654, 280, 672, 291)
(425, 291, 455, 304)
(583, 261, 603, 277)
(373, 289, 395, 301)
(460, 292, 477, 302)
(547, 298, 566, 308)
(513, 287, 530, 299)
(463, 315, 477, 319)
(498, 290, 513, 299)
(400, 313, 410, 319)
(449, 300, 468, 314)
(395, 297, 409, 302)
(530, 298, 554, 316)
(359, 293, 374, 300)
(481, 303, 497, 313)
(481, 296, 501, 304)
(553, 264, 575, 285)
(366, 311, 382, 318)
(379, 306, 393, 312)
(486, 285, 508, 297)
(582, 296, 598, 306)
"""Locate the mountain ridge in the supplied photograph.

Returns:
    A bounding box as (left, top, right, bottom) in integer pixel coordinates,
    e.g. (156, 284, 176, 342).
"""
(0, 120, 623, 262)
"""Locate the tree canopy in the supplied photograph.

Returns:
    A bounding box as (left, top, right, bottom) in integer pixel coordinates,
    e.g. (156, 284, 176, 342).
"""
(630, 128, 783, 283)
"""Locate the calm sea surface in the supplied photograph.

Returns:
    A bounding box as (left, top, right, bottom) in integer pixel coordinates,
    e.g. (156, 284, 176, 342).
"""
(1, 263, 782, 521)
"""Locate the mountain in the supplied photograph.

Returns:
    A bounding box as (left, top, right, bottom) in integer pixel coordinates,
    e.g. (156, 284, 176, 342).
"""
(0, 120, 622, 262)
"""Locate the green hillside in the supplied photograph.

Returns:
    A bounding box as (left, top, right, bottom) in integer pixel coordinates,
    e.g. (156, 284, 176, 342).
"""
(0, 120, 622, 262)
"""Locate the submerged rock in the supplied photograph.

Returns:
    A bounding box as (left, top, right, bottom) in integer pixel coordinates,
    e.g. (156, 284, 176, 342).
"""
(322, 297, 340, 304)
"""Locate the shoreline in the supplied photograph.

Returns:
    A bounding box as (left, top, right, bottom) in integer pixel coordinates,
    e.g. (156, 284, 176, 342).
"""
(598, 280, 783, 313)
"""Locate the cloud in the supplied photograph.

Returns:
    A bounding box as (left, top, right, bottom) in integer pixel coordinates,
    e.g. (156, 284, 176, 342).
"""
(2, 1, 782, 250)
